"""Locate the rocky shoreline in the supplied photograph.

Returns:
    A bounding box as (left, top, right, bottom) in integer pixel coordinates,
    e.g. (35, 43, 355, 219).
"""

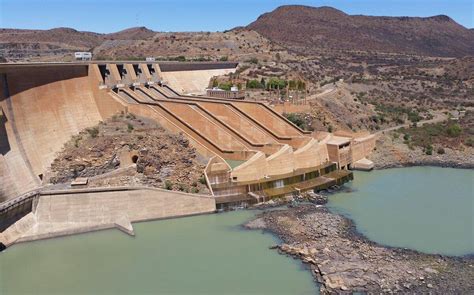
(369, 134, 474, 170)
(245, 204, 474, 294)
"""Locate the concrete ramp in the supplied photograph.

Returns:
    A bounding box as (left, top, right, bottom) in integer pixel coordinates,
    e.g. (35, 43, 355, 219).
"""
(0, 212, 37, 247)
(233, 102, 304, 138)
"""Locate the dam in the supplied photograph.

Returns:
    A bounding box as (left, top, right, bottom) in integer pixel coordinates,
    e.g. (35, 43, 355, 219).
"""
(0, 61, 376, 248)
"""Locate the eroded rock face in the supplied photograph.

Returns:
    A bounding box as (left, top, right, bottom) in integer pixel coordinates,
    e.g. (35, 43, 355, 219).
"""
(49, 113, 209, 194)
(247, 205, 474, 294)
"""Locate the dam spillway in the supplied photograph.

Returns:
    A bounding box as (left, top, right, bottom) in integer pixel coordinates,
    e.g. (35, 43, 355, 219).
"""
(0, 61, 376, 246)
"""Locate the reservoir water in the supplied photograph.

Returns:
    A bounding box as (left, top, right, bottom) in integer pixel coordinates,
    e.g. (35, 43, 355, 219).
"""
(328, 167, 474, 256)
(1, 167, 472, 294)
(0, 210, 317, 295)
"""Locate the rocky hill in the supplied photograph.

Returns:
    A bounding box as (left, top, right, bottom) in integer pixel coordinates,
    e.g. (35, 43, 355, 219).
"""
(0, 26, 158, 61)
(104, 26, 156, 40)
(49, 113, 209, 193)
(246, 5, 474, 57)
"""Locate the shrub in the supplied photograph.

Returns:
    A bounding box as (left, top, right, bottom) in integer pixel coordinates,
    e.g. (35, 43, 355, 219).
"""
(178, 183, 186, 191)
(425, 145, 433, 155)
(246, 57, 258, 64)
(446, 124, 462, 137)
(218, 82, 232, 91)
(403, 134, 410, 141)
(86, 127, 99, 138)
(246, 79, 264, 89)
(437, 147, 445, 154)
(127, 123, 134, 132)
(283, 113, 305, 129)
(199, 175, 207, 184)
(164, 180, 173, 190)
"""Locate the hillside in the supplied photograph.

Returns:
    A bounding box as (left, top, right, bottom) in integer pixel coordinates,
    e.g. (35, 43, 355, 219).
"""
(246, 5, 474, 57)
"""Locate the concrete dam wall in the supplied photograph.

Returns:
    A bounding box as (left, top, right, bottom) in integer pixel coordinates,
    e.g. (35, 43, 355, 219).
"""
(0, 61, 376, 247)
(0, 65, 124, 201)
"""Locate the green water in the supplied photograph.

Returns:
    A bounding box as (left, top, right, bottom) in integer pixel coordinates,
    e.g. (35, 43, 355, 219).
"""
(327, 167, 474, 256)
(0, 210, 317, 295)
(225, 159, 246, 169)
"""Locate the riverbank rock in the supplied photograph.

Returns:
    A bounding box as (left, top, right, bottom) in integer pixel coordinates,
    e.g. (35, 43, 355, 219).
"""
(250, 205, 474, 294)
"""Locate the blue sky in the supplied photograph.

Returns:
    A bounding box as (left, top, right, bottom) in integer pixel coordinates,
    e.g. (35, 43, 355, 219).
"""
(1, 0, 472, 32)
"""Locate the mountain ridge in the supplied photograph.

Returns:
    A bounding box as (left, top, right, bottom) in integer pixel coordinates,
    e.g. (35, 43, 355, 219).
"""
(246, 5, 474, 57)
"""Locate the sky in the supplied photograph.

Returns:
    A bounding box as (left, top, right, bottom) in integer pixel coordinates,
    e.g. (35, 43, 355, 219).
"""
(0, 0, 472, 33)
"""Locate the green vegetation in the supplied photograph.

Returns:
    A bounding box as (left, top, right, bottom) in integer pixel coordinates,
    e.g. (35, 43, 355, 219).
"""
(424, 145, 433, 155)
(400, 121, 464, 151)
(178, 183, 187, 191)
(446, 123, 462, 137)
(73, 135, 82, 148)
(246, 79, 265, 89)
(127, 123, 134, 132)
(266, 78, 287, 90)
(375, 104, 423, 123)
(86, 127, 99, 138)
(283, 113, 312, 131)
(164, 180, 173, 190)
(246, 57, 259, 64)
(219, 56, 228, 61)
(198, 175, 207, 185)
(218, 82, 233, 91)
(173, 56, 186, 62)
(288, 80, 306, 91)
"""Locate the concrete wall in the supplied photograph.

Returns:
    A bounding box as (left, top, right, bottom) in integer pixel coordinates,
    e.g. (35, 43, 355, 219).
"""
(294, 139, 329, 169)
(352, 135, 377, 162)
(161, 68, 236, 95)
(0, 65, 117, 200)
(231, 151, 268, 182)
(0, 187, 215, 246)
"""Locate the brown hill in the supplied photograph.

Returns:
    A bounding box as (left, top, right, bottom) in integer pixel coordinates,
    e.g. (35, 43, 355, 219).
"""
(104, 27, 156, 40)
(246, 5, 474, 57)
(0, 27, 103, 48)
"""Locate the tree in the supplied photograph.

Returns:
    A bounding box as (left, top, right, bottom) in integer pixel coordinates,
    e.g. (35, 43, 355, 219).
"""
(246, 80, 263, 89)
(218, 82, 232, 91)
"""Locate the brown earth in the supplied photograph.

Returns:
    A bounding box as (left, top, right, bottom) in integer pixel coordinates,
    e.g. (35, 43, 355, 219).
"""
(48, 113, 209, 194)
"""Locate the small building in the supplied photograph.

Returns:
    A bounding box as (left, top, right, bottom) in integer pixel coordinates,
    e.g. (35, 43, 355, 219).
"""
(74, 52, 92, 61)
(206, 87, 245, 100)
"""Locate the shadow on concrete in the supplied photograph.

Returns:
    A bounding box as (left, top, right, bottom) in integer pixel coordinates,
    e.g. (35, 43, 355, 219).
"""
(0, 74, 11, 155)
(0, 110, 10, 155)
(0, 64, 88, 97)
